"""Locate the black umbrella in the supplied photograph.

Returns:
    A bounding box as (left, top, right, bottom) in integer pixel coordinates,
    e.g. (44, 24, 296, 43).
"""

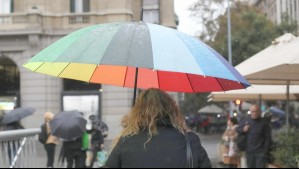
(1, 107, 35, 124)
(49, 110, 87, 141)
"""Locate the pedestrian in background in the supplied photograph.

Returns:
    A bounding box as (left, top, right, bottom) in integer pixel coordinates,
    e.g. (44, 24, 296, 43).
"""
(105, 88, 211, 168)
(63, 136, 85, 168)
(87, 115, 104, 168)
(2, 118, 24, 166)
(236, 105, 271, 168)
(221, 117, 240, 168)
(43, 112, 59, 168)
(0, 109, 5, 131)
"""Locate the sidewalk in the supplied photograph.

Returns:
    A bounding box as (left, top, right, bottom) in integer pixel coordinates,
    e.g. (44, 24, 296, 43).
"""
(197, 133, 222, 168)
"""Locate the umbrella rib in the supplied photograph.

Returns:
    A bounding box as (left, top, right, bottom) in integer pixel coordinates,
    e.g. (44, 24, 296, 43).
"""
(89, 65, 99, 83)
(186, 74, 195, 92)
(34, 62, 46, 72)
(157, 70, 161, 89)
(57, 63, 71, 77)
(122, 66, 129, 87)
(215, 78, 225, 92)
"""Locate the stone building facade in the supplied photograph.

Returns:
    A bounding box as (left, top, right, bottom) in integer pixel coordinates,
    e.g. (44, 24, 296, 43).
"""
(250, 0, 299, 33)
(0, 0, 177, 139)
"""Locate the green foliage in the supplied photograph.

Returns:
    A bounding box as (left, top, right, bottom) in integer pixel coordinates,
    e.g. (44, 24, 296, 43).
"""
(189, 0, 298, 66)
(271, 128, 299, 168)
(211, 2, 277, 66)
(179, 93, 209, 115)
(189, 0, 226, 41)
(186, 0, 298, 113)
(275, 13, 298, 36)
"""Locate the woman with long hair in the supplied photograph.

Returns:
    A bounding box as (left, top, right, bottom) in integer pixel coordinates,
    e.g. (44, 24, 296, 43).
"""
(105, 88, 211, 168)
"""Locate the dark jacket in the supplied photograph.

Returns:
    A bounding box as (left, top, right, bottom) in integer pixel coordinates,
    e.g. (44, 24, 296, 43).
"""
(236, 117, 271, 153)
(63, 137, 83, 157)
(87, 127, 104, 147)
(105, 125, 211, 168)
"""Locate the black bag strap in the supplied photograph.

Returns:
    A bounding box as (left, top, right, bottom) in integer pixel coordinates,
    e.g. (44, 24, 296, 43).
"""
(185, 132, 194, 168)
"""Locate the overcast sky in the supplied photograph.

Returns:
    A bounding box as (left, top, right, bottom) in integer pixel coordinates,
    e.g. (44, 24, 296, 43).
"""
(174, 0, 198, 36)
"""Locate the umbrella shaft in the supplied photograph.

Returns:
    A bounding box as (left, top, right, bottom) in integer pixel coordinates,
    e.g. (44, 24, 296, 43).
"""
(132, 67, 139, 107)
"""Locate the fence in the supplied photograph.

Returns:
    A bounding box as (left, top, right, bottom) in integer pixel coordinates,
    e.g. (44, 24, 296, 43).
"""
(0, 129, 40, 168)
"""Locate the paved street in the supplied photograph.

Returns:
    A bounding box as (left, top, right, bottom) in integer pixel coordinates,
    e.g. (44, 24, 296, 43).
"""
(198, 133, 222, 168)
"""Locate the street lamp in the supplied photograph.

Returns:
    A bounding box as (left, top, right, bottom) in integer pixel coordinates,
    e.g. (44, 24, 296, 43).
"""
(227, 0, 232, 65)
(227, 0, 233, 117)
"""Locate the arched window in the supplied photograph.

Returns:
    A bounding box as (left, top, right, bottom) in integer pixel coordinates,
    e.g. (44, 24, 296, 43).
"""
(0, 57, 20, 110)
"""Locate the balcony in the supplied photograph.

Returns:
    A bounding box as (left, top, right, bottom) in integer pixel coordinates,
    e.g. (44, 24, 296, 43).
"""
(0, 12, 117, 35)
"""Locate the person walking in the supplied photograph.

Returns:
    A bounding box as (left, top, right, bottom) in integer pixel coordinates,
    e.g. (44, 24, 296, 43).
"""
(105, 88, 211, 168)
(0, 109, 5, 131)
(221, 117, 240, 168)
(43, 112, 59, 168)
(86, 115, 104, 168)
(236, 104, 271, 168)
(63, 136, 85, 168)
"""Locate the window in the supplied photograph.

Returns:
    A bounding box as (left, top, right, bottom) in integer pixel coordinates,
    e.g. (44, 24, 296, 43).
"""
(0, 57, 20, 95)
(64, 79, 101, 91)
(0, 0, 13, 14)
(70, 0, 90, 13)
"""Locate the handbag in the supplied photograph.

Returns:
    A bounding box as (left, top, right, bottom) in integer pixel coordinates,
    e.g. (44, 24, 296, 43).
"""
(97, 150, 108, 167)
(185, 132, 194, 168)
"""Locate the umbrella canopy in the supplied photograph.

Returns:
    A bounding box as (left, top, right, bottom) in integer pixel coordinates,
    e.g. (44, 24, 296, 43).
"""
(269, 106, 286, 117)
(236, 33, 299, 127)
(23, 22, 250, 93)
(198, 104, 223, 114)
(1, 107, 35, 124)
(209, 85, 299, 102)
(49, 110, 87, 141)
(236, 33, 299, 85)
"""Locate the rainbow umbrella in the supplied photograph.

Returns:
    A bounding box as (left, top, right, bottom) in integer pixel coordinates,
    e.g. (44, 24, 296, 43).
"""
(23, 22, 250, 103)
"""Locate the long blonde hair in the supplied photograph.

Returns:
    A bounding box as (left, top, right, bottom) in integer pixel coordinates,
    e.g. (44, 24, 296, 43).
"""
(112, 88, 188, 148)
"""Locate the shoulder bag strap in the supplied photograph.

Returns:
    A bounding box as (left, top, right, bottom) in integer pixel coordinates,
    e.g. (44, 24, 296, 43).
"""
(185, 132, 194, 168)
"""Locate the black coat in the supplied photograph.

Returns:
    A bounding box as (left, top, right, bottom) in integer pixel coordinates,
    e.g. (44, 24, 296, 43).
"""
(105, 126, 211, 168)
(236, 117, 271, 153)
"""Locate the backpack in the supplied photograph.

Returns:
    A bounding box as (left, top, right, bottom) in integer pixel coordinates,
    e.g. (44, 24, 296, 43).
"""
(236, 132, 247, 151)
(38, 123, 49, 144)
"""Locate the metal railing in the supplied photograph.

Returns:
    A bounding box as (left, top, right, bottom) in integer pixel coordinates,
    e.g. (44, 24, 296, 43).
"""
(0, 128, 40, 168)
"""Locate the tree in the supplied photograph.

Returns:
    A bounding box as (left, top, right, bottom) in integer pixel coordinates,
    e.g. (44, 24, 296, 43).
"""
(179, 93, 209, 115)
(189, 0, 227, 42)
(190, 0, 298, 66)
(182, 0, 227, 115)
(182, 0, 297, 113)
(275, 13, 298, 36)
(211, 1, 278, 66)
